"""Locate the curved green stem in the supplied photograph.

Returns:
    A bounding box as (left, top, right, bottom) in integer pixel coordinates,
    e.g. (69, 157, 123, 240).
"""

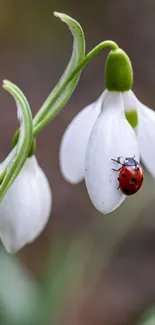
(0, 80, 33, 202)
(33, 40, 118, 136)
(0, 11, 85, 184)
(33, 11, 85, 127)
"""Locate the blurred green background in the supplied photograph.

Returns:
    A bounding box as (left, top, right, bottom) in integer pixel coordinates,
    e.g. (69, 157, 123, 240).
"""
(0, 1, 155, 324)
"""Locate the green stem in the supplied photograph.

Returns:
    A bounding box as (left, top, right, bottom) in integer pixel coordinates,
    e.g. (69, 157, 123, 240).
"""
(33, 40, 118, 136)
(0, 41, 118, 181)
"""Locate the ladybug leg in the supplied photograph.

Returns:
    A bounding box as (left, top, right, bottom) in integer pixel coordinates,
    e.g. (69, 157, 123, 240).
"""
(112, 167, 122, 172)
(111, 158, 120, 163)
(117, 156, 124, 163)
(111, 157, 123, 165)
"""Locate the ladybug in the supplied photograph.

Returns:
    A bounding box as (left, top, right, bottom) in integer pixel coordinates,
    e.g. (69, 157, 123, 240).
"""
(111, 156, 144, 195)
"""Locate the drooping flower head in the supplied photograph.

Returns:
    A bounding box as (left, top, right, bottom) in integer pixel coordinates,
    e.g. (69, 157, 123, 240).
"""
(0, 81, 52, 253)
(60, 46, 155, 214)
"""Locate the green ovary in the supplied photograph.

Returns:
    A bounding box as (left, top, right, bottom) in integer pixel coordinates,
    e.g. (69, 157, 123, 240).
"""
(105, 49, 133, 92)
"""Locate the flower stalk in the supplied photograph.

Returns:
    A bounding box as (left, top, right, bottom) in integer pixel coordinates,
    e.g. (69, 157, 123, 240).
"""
(33, 40, 119, 136)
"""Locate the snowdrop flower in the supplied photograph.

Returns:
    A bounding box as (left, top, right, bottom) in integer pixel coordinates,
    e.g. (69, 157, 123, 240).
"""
(0, 156, 52, 253)
(60, 48, 152, 214)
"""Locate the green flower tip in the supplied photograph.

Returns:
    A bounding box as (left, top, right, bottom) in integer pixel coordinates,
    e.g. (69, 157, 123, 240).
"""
(54, 11, 67, 22)
(53, 11, 61, 18)
(2, 79, 11, 90)
(125, 110, 138, 128)
(105, 49, 133, 92)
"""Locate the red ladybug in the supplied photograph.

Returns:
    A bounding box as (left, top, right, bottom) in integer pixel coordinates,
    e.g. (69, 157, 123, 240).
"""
(111, 157, 144, 195)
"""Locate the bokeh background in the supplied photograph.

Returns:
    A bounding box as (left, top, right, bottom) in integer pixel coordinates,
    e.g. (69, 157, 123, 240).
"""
(0, 1, 155, 324)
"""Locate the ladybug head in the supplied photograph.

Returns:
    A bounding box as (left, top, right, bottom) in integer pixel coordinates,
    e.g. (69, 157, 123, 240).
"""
(123, 157, 138, 167)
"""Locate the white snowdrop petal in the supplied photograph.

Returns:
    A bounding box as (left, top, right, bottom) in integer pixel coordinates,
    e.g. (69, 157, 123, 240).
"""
(59, 91, 107, 184)
(123, 90, 155, 178)
(122, 90, 136, 111)
(0, 156, 52, 253)
(134, 97, 155, 178)
(85, 92, 139, 214)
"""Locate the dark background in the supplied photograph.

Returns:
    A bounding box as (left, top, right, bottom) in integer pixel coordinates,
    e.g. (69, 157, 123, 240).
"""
(0, 1, 155, 324)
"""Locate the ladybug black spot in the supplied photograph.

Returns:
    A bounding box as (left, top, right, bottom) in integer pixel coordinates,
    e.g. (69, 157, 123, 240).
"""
(131, 178, 136, 184)
(141, 177, 143, 182)
(122, 173, 126, 178)
(122, 188, 130, 195)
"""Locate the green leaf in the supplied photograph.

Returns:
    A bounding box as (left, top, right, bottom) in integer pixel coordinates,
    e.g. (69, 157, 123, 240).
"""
(137, 309, 155, 325)
(33, 12, 85, 134)
(0, 80, 33, 202)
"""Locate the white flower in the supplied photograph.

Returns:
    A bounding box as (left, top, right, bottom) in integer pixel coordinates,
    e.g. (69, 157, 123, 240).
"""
(60, 46, 155, 214)
(0, 156, 52, 253)
(60, 90, 140, 214)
